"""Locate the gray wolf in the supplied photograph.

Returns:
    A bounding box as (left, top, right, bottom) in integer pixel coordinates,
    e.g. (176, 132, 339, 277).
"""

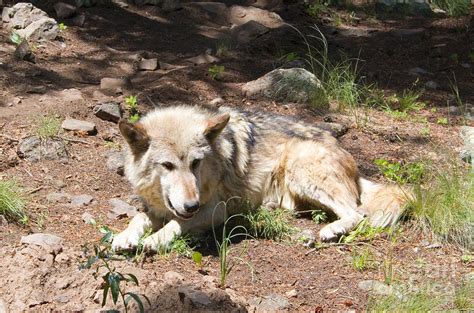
(111, 105, 409, 252)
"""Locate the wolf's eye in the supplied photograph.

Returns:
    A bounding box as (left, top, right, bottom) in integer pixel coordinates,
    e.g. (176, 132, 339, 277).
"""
(161, 162, 175, 171)
(191, 159, 201, 170)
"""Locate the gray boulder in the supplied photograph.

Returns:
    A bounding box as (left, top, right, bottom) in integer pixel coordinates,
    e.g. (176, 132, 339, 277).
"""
(17, 136, 68, 162)
(242, 68, 322, 104)
(2, 3, 58, 41)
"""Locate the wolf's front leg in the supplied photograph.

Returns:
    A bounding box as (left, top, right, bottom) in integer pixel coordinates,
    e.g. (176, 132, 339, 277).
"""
(142, 219, 183, 251)
(112, 213, 153, 251)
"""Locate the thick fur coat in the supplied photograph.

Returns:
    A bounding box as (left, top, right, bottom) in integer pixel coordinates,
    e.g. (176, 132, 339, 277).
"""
(112, 106, 409, 251)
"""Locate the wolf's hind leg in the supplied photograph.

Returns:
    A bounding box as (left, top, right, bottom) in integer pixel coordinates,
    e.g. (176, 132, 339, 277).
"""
(112, 213, 153, 251)
(282, 142, 363, 242)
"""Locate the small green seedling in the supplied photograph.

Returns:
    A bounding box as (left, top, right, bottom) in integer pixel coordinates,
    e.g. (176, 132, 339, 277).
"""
(10, 31, 23, 45)
(437, 117, 448, 125)
(192, 251, 203, 268)
(81, 227, 150, 312)
(461, 255, 473, 264)
(125, 95, 140, 123)
(209, 65, 225, 80)
(311, 210, 327, 224)
(58, 23, 68, 32)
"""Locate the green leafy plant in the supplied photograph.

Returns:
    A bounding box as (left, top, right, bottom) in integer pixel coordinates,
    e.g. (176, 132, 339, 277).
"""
(212, 201, 252, 287)
(311, 210, 327, 224)
(81, 228, 150, 312)
(0, 180, 28, 224)
(351, 248, 376, 271)
(306, 1, 329, 18)
(35, 115, 61, 139)
(192, 251, 203, 268)
(125, 95, 140, 123)
(208, 65, 225, 80)
(216, 40, 231, 58)
(461, 254, 473, 264)
(340, 219, 385, 243)
(437, 117, 448, 125)
(157, 235, 194, 257)
(58, 23, 68, 32)
(10, 31, 23, 45)
(245, 207, 296, 241)
(375, 159, 425, 185)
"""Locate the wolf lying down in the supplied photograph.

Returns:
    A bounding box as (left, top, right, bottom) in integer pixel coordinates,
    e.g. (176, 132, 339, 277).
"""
(111, 105, 408, 252)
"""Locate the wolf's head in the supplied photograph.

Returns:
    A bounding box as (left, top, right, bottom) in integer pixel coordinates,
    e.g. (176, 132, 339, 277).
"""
(118, 107, 230, 220)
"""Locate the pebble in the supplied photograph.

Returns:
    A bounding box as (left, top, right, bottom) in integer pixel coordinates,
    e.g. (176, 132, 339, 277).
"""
(424, 81, 439, 89)
(138, 58, 158, 71)
(107, 198, 138, 219)
(100, 77, 132, 91)
(70, 194, 94, 207)
(81, 212, 96, 225)
(93, 101, 122, 123)
(61, 118, 97, 135)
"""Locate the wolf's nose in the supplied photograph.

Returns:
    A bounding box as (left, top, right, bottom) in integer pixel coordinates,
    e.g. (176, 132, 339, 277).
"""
(184, 201, 200, 213)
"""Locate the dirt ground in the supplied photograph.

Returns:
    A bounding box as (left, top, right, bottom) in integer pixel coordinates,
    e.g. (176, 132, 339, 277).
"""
(0, 0, 473, 312)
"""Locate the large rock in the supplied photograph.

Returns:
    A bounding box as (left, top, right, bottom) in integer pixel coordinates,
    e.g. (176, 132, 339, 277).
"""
(228, 5, 284, 28)
(54, 2, 77, 19)
(2, 3, 59, 41)
(460, 126, 474, 166)
(231, 20, 269, 44)
(183, 2, 228, 25)
(17, 136, 68, 162)
(2, 3, 48, 28)
(242, 68, 322, 104)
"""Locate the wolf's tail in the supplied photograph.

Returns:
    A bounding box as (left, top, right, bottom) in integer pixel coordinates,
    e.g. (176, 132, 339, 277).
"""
(358, 177, 413, 228)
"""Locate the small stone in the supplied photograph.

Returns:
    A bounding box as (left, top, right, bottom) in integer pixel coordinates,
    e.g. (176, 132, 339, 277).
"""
(460, 126, 474, 165)
(461, 63, 471, 69)
(209, 97, 224, 106)
(81, 212, 96, 225)
(71, 194, 94, 207)
(424, 81, 439, 89)
(100, 77, 132, 91)
(186, 54, 219, 65)
(106, 151, 124, 175)
(59, 88, 83, 102)
(101, 127, 120, 141)
(163, 271, 184, 285)
(70, 14, 85, 27)
(21, 233, 63, 248)
(228, 5, 284, 28)
(52, 179, 66, 189)
(408, 67, 431, 76)
(249, 294, 289, 311)
(177, 286, 212, 307)
(138, 58, 158, 71)
(46, 192, 71, 203)
(61, 118, 97, 135)
(0, 215, 8, 227)
(54, 2, 76, 19)
(358, 280, 393, 296)
(93, 101, 122, 123)
(292, 229, 315, 248)
(14, 40, 35, 62)
(107, 198, 138, 219)
(285, 289, 297, 298)
(231, 20, 269, 44)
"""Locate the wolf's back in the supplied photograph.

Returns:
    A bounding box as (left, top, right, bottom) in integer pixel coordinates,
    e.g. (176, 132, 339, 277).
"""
(358, 177, 412, 228)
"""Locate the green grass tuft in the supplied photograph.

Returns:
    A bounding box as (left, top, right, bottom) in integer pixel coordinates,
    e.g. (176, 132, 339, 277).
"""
(367, 285, 441, 312)
(432, 0, 471, 17)
(35, 115, 61, 139)
(0, 180, 28, 223)
(351, 248, 376, 271)
(245, 207, 296, 241)
(409, 166, 473, 250)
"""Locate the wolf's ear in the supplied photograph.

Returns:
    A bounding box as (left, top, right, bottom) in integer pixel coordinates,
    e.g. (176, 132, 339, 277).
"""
(204, 113, 230, 142)
(119, 119, 150, 158)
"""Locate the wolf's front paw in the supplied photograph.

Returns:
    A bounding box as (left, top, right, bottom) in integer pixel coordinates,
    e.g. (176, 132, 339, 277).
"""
(142, 229, 174, 252)
(112, 231, 140, 251)
(319, 221, 348, 242)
